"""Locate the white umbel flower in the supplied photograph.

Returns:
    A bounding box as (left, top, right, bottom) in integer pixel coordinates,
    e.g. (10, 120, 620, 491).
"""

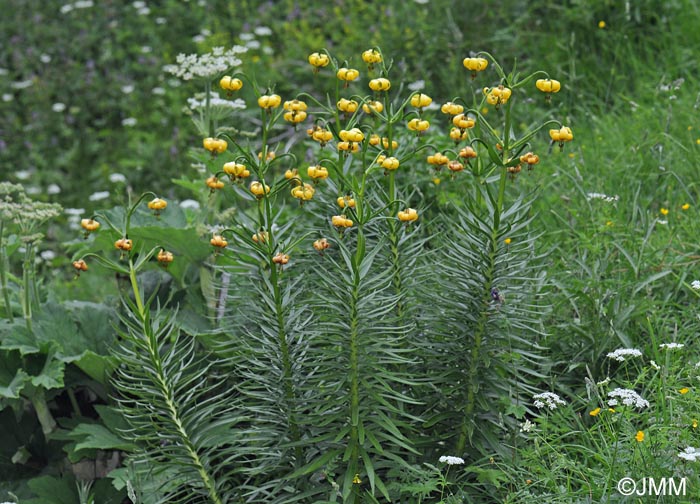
(678, 447, 700, 462)
(606, 348, 642, 362)
(533, 392, 566, 410)
(607, 388, 649, 409)
(164, 46, 247, 81)
(439, 455, 465, 465)
(659, 342, 685, 350)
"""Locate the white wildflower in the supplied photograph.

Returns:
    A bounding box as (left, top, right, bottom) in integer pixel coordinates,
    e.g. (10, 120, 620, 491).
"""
(192, 34, 207, 44)
(407, 80, 425, 91)
(155, 16, 167, 24)
(109, 173, 126, 183)
(606, 348, 642, 362)
(239, 32, 255, 42)
(691, 280, 700, 290)
(121, 117, 137, 127)
(11, 80, 34, 90)
(88, 191, 110, 202)
(650, 360, 661, 370)
(2, 94, 14, 102)
(187, 92, 246, 111)
(132, 0, 146, 8)
(519, 419, 535, 433)
(141, 46, 152, 54)
(74, 0, 94, 7)
(47, 184, 61, 195)
(607, 388, 649, 409)
(533, 392, 566, 410)
(439, 455, 465, 465)
(137, 6, 150, 15)
(657, 219, 668, 225)
(151, 87, 166, 95)
(660, 342, 685, 350)
(0, 68, 8, 75)
(121, 84, 135, 94)
(164, 46, 247, 81)
(586, 192, 619, 203)
(52, 102, 66, 113)
(678, 447, 700, 462)
(60, 3, 74, 14)
(254, 26, 272, 36)
(245, 40, 261, 50)
(25, 186, 41, 195)
(64, 208, 86, 216)
(40, 53, 52, 63)
(40, 250, 56, 261)
(179, 199, 200, 210)
(596, 377, 611, 386)
(15, 170, 31, 180)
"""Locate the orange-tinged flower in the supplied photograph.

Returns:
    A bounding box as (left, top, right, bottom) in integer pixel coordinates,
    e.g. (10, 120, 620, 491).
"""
(440, 101, 464, 116)
(250, 181, 270, 198)
(332, 215, 353, 228)
(313, 237, 330, 252)
(337, 195, 356, 208)
(206, 175, 225, 190)
(80, 218, 100, 232)
(398, 208, 419, 222)
(448, 160, 464, 172)
(157, 249, 174, 266)
(272, 252, 290, 265)
(210, 234, 227, 248)
(148, 197, 167, 211)
(291, 183, 315, 201)
(307, 165, 329, 180)
(115, 237, 133, 251)
(203, 137, 227, 154)
(72, 259, 88, 272)
(223, 162, 250, 179)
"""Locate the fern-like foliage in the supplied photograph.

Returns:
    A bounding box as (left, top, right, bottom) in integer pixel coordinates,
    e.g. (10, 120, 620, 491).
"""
(291, 220, 423, 503)
(113, 301, 249, 504)
(419, 188, 550, 458)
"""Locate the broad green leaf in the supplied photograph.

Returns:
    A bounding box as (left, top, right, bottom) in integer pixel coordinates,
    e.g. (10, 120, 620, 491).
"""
(25, 475, 78, 504)
(71, 423, 138, 452)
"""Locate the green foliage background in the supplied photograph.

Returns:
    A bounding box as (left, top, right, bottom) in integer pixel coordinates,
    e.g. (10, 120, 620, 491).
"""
(2, 0, 700, 503)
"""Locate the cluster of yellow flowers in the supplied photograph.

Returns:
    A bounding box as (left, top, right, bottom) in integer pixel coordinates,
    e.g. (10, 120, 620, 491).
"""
(192, 47, 578, 259)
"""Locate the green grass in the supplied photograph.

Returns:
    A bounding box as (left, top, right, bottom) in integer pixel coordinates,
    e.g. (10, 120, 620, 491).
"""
(2, 1, 700, 503)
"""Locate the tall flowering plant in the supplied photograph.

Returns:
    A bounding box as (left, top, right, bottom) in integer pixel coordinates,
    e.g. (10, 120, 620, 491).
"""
(76, 46, 573, 502)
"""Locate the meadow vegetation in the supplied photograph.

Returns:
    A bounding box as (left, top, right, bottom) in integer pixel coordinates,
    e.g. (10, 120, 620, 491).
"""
(2, 1, 700, 503)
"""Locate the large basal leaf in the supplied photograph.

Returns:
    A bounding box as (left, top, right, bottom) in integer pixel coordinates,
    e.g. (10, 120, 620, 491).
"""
(25, 475, 79, 504)
(0, 351, 29, 400)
